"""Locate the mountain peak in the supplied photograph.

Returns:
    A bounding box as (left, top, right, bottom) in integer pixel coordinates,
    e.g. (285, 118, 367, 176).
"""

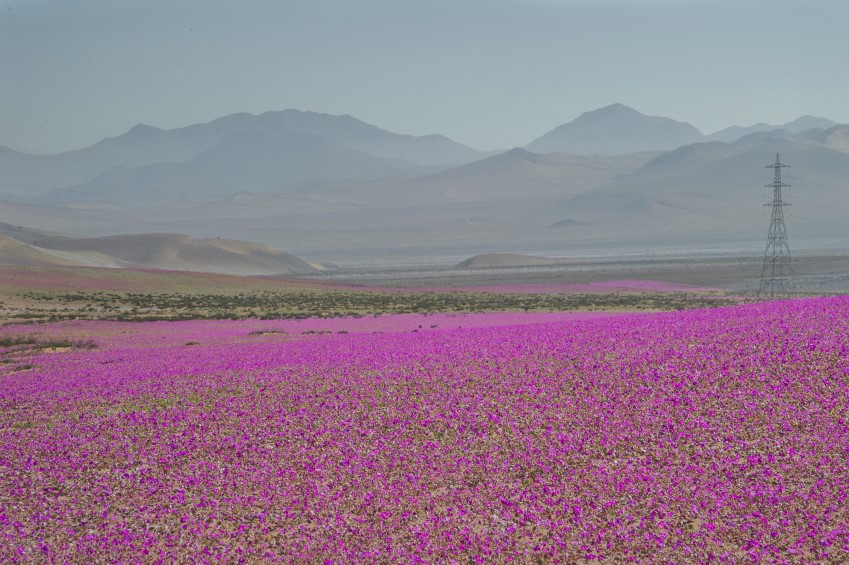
(574, 104, 678, 125)
(526, 105, 703, 155)
(499, 147, 540, 160)
(783, 115, 837, 132)
(582, 103, 641, 117)
(127, 124, 163, 136)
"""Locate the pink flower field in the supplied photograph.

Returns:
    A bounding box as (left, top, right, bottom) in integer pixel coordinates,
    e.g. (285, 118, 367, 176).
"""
(1, 299, 848, 562)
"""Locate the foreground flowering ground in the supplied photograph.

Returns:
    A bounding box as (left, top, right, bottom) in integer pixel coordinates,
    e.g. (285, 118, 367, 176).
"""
(1, 301, 848, 562)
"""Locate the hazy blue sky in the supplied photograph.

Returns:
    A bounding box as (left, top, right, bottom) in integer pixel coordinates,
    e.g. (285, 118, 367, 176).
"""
(2, 0, 847, 154)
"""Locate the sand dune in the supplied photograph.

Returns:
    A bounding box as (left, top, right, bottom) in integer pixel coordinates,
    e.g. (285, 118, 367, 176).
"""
(456, 253, 568, 269)
(0, 228, 318, 276)
(0, 235, 87, 267)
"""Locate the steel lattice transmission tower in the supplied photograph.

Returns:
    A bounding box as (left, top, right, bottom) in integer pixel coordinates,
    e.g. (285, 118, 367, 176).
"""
(758, 153, 792, 295)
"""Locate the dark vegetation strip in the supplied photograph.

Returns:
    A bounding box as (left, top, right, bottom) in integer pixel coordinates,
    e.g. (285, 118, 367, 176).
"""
(0, 336, 98, 375)
(4, 290, 750, 323)
(0, 335, 97, 349)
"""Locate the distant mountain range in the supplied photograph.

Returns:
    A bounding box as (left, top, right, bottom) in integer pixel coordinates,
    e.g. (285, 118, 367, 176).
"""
(1, 105, 846, 267)
(0, 109, 491, 200)
(72, 109, 490, 168)
(2, 104, 840, 202)
(550, 124, 849, 247)
(706, 115, 837, 143)
(48, 132, 416, 203)
(525, 103, 838, 155)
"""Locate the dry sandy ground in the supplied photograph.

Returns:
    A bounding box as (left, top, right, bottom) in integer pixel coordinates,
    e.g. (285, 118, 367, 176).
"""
(1, 252, 846, 323)
(306, 252, 849, 293)
(5, 252, 847, 296)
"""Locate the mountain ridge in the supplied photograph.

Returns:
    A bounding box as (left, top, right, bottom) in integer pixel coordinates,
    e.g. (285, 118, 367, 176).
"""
(707, 115, 837, 143)
(72, 109, 487, 169)
(38, 131, 419, 204)
(1, 109, 490, 200)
